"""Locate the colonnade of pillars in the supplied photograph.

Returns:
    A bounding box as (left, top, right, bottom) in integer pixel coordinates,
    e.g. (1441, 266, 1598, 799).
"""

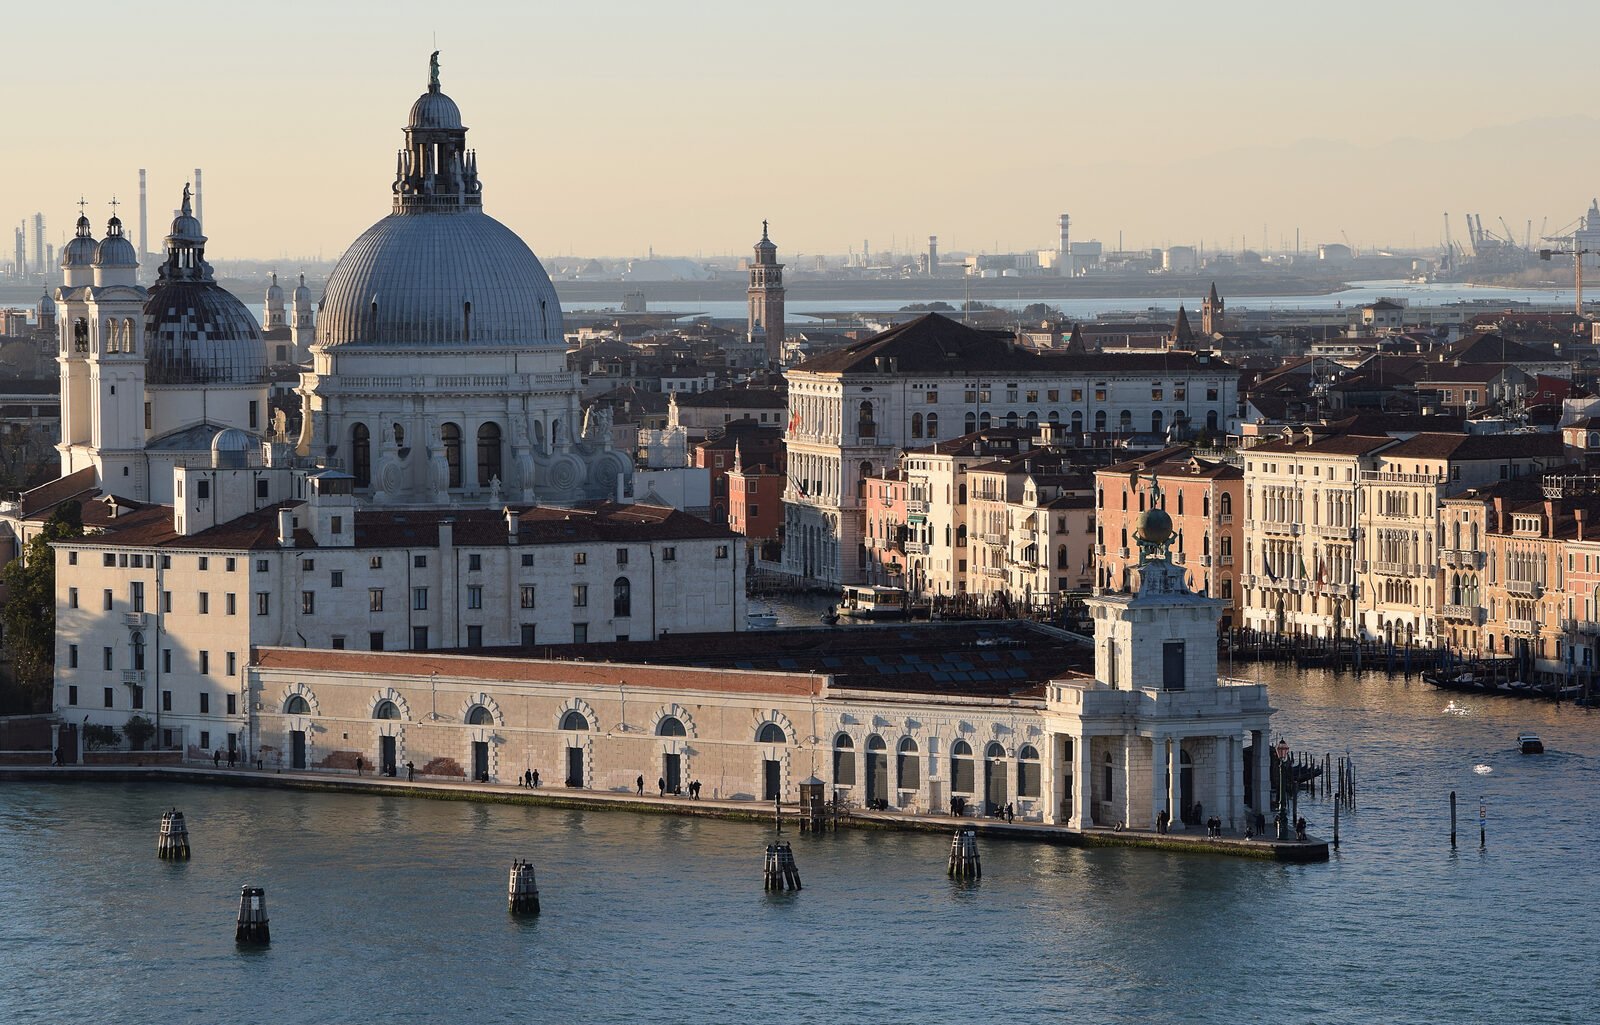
(1053, 729, 1269, 833)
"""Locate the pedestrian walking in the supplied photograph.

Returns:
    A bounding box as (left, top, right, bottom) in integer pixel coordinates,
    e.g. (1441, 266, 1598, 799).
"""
(657, 776, 666, 797)
(406, 760, 415, 781)
(531, 769, 540, 788)
(213, 750, 222, 768)
(636, 774, 645, 796)
(51, 746, 63, 767)
(355, 755, 364, 776)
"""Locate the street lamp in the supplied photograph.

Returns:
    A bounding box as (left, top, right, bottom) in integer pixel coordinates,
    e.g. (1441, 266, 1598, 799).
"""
(1275, 737, 1291, 841)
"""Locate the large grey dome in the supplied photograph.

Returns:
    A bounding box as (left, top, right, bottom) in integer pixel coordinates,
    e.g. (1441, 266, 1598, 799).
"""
(145, 282, 268, 385)
(318, 210, 564, 348)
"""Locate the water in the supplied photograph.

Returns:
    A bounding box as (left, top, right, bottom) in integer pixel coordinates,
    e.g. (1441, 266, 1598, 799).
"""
(2, 667, 1596, 1024)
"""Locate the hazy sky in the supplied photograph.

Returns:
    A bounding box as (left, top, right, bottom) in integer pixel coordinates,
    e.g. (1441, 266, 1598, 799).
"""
(9, 0, 1599, 263)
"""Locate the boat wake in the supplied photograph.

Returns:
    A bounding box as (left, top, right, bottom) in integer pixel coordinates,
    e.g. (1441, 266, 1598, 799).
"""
(1443, 701, 1470, 716)
(1473, 764, 1493, 775)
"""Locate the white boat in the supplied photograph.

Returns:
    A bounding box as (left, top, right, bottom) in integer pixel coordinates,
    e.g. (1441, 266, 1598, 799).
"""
(1517, 732, 1544, 755)
(837, 584, 909, 620)
(745, 608, 779, 630)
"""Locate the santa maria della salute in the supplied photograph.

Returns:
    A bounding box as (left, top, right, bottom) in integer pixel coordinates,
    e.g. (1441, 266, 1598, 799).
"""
(56, 56, 632, 511)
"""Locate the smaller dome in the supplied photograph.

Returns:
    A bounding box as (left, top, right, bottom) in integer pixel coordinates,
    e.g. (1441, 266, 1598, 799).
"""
(1134, 506, 1173, 546)
(61, 215, 98, 267)
(408, 89, 462, 130)
(169, 209, 203, 244)
(94, 229, 138, 268)
(210, 427, 256, 469)
(292, 273, 311, 302)
(266, 273, 284, 301)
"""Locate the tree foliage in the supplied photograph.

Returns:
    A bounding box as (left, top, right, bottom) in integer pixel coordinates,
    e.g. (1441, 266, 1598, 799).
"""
(123, 715, 154, 751)
(1, 501, 83, 711)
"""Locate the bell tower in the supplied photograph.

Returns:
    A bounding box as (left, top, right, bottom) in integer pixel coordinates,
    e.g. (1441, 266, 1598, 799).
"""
(747, 220, 785, 366)
(1201, 282, 1224, 336)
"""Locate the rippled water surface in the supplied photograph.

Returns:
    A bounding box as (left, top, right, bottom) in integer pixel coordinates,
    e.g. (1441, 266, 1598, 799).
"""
(2, 667, 1597, 1024)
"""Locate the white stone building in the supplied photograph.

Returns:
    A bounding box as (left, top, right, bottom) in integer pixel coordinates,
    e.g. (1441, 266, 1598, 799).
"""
(783, 314, 1237, 586)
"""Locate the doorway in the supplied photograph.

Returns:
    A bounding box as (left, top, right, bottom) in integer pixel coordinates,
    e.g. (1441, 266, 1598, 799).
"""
(566, 746, 584, 788)
(290, 730, 306, 770)
(379, 735, 397, 777)
(985, 748, 1008, 812)
(472, 741, 489, 782)
(663, 752, 681, 793)
(763, 759, 781, 801)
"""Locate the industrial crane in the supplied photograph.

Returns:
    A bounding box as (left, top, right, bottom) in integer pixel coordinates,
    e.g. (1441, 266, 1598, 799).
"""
(1538, 237, 1596, 316)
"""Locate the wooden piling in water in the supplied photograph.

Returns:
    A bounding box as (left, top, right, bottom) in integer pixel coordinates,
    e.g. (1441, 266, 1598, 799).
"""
(157, 809, 191, 860)
(235, 886, 270, 945)
(763, 841, 802, 891)
(947, 828, 981, 880)
(508, 859, 541, 914)
(1449, 791, 1457, 849)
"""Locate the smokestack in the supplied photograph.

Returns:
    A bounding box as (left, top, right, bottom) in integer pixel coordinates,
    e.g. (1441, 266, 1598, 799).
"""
(193, 168, 203, 229)
(138, 169, 148, 259)
(928, 235, 938, 276)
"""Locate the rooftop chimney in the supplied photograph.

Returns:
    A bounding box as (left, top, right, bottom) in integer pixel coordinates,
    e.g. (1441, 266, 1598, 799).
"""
(505, 508, 520, 544)
(277, 508, 295, 548)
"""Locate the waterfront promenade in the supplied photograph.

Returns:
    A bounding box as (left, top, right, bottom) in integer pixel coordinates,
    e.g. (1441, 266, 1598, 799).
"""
(0, 762, 1329, 862)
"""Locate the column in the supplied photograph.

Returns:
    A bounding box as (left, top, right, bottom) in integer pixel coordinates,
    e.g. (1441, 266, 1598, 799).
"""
(1231, 734, 1248, 830)
(1072, 734, 1091, 829)
(1123, 734, 1137, 829)
(1252, 729, 1270, 820)
(1043, 735, 1062, 825)
(1167, 735, 1183, 831)
(1212, 736, 1229, 832)
(1149, 733, 1166, 830)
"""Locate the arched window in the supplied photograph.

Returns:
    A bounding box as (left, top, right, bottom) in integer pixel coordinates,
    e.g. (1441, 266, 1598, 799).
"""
(757, 722, 785, 743)
(441, 422, 462, 488)
(466, 705, 494, 726)
(979, 411, 992, 430)
(560, 710, 589, 731)
(950, 739, 975, 794)
(130, 631, 145, 671)
(956, 525, 967, 547)
(926, 412, 939, 437)
(284, 695, 310, 715)
(1152, 410, 1164, 434)
(965, 412, 977, 433)
(1095, 410, 1107, 431)
(1025, 411, 1038, 430)
(1119, 410, 1133, 432)
(1004, 411, 1019, 429)
(657, 716, 687, 737)
(1057, 544, 1069, 569)
(1207, 409, 1219, 431)
(1220, 493, 1233, 517)
(857, 400, 876, 439)
(1177, 492, 1185, 515)
(351, 423, 371, 488)
(911, 412, 923, 438)
(897, 737, 920, 790)
(613, 576, 631, 618)
(833, 733, 856, 786)
(958, 483, 967, 505)
(477, 423, 502, 486)
(1017, 744, 1040, 797)
(1221, 577, 1233, 599)
(1221, 535, 1233, 558)
(373, 700, 399, 720)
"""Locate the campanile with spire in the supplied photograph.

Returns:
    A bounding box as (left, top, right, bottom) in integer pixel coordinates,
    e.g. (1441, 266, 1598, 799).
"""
(747, 220, 785, 366)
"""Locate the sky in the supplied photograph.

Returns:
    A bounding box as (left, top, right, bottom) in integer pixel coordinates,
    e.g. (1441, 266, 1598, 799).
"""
(8, 0, 1600, 264)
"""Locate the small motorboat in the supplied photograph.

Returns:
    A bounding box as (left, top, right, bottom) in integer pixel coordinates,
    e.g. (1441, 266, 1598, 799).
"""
(745, 608, 779, 630)
(1517, 732, 1544, 755)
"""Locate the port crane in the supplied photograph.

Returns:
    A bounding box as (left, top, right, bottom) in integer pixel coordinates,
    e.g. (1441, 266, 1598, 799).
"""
(1538, 232, 1595, 317)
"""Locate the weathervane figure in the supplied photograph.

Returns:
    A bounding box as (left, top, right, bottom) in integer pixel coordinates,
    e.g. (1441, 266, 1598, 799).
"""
(429, 50, 441, 90)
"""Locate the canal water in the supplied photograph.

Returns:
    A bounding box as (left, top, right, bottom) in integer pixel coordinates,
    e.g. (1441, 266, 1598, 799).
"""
(1, 666, 1595, 1025)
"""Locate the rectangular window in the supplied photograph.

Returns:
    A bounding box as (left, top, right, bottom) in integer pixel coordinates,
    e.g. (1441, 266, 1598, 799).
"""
(521, 553, 535, 567)
(369, 588, 384, 612)
(370, 556, 383, 569)
(331, 571, 343, 588)
(467, 586, 482, 610)
(69, 644, 79, 668)
(199, 651, 210, 675)
(198, 557, 209, 571)
(520, 624, 536, 646)
(130, 582, 144, 612)
(256, 592, 270, 616)
(226, 652, 236, 676)
(225, 557, 236, 572)
(199, 730, 210, 750)
(330, 636, 346, 650)
(249, 400, 259, 430)
(616, 548, 628, 566)
(573, 584, 588, 607)
(103, 589, 113, 611)
(414, 554, 427, 569)
(256, 479, 270, 500)
(103, 687, 114, 708)
(103, 553, 115, 567)
(716, 545, 729, 559)
(227, 693, 237, 715)
(926, 390, 938, 403)
(162, 649, 171, 673)
(301, 558, 316, 571)
(301, 591, 315, 615)
(225, 593, 236, 615)
(467, 625, 483, 648)
(1162, 641, 1186, 691)
(256, 559, 269, 572)
(1094, 388, 1106, 401)
(162, 690, 172, 712)
(572, 623, 588, 644)
(574, 552, 587, 566)
(520, 585, 536, 609)
(199, 692, 210, 714)
(330, 516, 343, 536)
(412, 626, 429, 651)
(69, 587, 79, 609)
(198, 592, 210, 615)
(131, 687, 143, 710)
(412, 587, 428, 611)
(68, 685, 78, 705)
(68, 551, 77, 566)
(468, 554, 482, 571)
(663, 547, 677, 562)
(103, 647, 113, 671)
(369, 631, 384, 652)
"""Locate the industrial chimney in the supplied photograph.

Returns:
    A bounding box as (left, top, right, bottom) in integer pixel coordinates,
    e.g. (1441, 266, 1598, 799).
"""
(138, 169, 148, 260)
(928, 235, 938, 276)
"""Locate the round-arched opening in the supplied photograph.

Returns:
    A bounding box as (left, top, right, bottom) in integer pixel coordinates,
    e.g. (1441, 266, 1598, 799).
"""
(373, 700, 399, 720)
(284, 695, 310, 715)
(866, 734, 887, 751)
(657, 716, 686, 737)
(466, 705, 493, 726)
(756, 722, 785, 744)
(560, 710, 589, 731)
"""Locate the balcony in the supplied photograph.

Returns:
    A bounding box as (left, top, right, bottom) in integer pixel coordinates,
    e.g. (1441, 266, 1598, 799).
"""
(1200, 555, 1213, 568)
(980, 565, 1005, 579)
(1374, 561, 1414, 577)
(907, 499, 928, 515)
(1094, 543, 1106, 556)
(1561, 617, 1600, 635)
(1362, 470, 1444, 485)
(1440, 549, 1484, 570)
(904, 541, 929, 555)
(982, 533, 1004, 546)
(1507, 618, 1537, 635)
(1219, 513, 1234, 526)
(1172, 552, 1186, 566)
(1505, 579, 1543, 598)
(122, 670, 145, 686)
(1442, 604, 1485, 625)
(123, 612, 147, 629)
(1243, 575, 1257, 587)
(1311, 523, 1357, 540)
(1117, 547, 1130, 560)
(1260, 520, 1298, 536)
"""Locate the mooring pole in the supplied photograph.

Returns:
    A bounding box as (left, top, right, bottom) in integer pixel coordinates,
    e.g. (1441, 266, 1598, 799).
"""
(1449, 791, 1457, 849)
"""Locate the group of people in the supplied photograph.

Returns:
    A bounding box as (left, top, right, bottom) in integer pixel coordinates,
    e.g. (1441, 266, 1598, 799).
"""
(1204, 815, 1224, 837)
(518, 769, 541, 788)
(634, 774, 701, 799)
